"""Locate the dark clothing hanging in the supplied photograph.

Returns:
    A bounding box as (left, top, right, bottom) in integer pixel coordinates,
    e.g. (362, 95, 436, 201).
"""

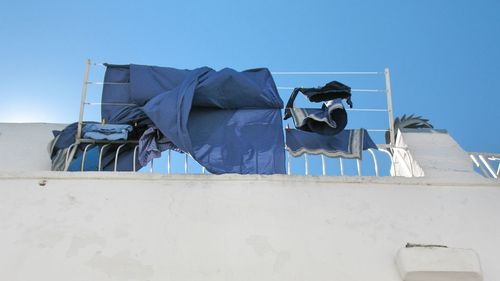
(284, 81, 352, 111)
(286, 99, 347, 136)
(49, 122, 139, 172)
(284, 81, 352, 136)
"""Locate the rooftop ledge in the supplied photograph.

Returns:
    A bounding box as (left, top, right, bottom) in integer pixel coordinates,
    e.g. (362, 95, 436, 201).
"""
(0, 171, 497, 187)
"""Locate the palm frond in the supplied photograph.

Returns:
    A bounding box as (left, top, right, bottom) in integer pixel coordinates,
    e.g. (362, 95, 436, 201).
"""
(385, 114, 434, 144)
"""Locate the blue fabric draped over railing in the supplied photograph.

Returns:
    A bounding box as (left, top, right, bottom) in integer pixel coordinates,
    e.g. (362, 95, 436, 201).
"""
(101, 64, 286, 174)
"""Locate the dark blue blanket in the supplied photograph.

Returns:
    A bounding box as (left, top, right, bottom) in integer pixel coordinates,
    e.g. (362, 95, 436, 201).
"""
(102, 64, 285, 174)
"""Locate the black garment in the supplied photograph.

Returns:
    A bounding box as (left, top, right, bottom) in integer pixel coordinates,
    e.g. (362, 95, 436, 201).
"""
(284, 81, 352, 118)
(284, 81, 352, 135)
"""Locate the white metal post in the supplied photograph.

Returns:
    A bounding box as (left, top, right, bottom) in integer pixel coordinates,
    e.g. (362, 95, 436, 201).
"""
(385, 68, 396, 147)
(321, 155, 326, 176)
(98, 144, 111, 171)
(470, 154, 489, 177)
(133, 145, 139, 172)
(304, 154, 309, 176)
(114, 144, 127, 172)
(81, 144, 93, 171)
(77, 59, 91, 140)
(479, 155, 498, 179)
(167, 150, 171, 175)
(287, 150, 291, 175)
(64, 143, 77, 171)
(368, 149, 379, 176)
(378, 148, 395, 176)
(64, 59, 91, 172)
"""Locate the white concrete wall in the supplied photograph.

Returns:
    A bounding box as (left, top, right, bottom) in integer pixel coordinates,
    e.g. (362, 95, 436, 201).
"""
(0, 123, 66, 171)
(1, 123, 498, 280)
(393, 129, 481, 179)
(0, 173, 498, 281)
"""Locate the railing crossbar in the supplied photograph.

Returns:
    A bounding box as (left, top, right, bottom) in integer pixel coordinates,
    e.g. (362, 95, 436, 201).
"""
(85, 102, 138, 106)
(271, 71, 383, 75)
(276, 87, 385, 93)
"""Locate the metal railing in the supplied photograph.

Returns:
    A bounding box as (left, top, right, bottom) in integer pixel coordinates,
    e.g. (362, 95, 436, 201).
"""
(286, 148, 392, 177)
(64, 143, 500, 179)
(470, 152, 500, 179)
(65, 59, 399, 176)
(63, 143, 396, 176)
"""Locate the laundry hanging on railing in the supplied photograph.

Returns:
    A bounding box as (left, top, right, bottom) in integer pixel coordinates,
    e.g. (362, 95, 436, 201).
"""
(137, 126, 179, 166)
(102, 64, 286, 174)
(83, 124, 133, 141)
(48, 122, 138, 171)
(285, 128, 377, 159)
(285, 81, 352, 106)
(49, 122, 87, 171)
(284, 81, 352, 135)
(67, 146, 100, 171)
(286, 99, 347, 135)
(48, 130, 71, 171)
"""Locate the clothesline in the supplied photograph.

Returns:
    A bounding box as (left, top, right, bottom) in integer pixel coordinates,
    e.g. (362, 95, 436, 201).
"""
(86, 81, 385, 93)
(84, 102, 388, 113)
(90, 63, 383, 75)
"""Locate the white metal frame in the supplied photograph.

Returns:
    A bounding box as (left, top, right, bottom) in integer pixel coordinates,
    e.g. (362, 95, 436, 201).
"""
(278, 68, 397, 176)
(470, 152, 500, 179)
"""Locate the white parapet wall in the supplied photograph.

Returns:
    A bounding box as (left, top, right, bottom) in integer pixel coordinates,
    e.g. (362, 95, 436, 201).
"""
(0, 123, 499, 281)
(391, 129, 481, 179)
(0, 173, 499, 281)
(0, 123, 67, 172)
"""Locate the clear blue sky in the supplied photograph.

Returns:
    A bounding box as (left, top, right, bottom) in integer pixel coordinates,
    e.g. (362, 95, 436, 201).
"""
(1, 0, 499, 157)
